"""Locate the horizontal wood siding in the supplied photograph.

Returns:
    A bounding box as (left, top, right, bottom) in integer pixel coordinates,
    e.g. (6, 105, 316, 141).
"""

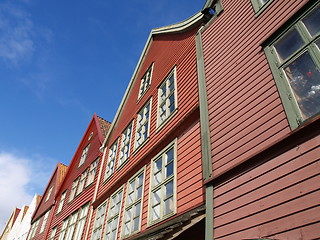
(96, 27, 201, 203)
(212, 135, 320, 239)
(49, 119, 103, 239)
(201, 0, 309, 176)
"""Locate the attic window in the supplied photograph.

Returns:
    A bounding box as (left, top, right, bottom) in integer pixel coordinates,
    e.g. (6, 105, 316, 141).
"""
(88, 132, 94, 140)
(45, 185, 54, 202)
(138, 64, 153, 100)
(202, 0, 223, 22)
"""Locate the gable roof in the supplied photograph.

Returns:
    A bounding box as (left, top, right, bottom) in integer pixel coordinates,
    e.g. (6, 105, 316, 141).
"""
(31, 162, 67, 222)
(101, 11, 205, 149)
(0, 208, 21, 239)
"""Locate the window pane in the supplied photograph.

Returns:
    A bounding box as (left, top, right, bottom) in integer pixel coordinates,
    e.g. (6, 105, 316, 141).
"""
(153, 190, 161, 205)
(136, 186, 142, 199)
(302, 6, 320, 37)
(274, 28, 304, 61)
(284, 51, 320, 118)
(166, 162, 174, 178)
(165, 181, 174, 198)
(154, 172, 162, 185)
(152, 205, 160, 221)
(133, 217, 140, 231)
(164, 197, 174, 215)
(166, 148, 174, 164)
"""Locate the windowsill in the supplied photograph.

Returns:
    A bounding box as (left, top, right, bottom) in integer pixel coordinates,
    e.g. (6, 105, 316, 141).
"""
(156, 109, 178, 133)
(147, 211, 176, 228)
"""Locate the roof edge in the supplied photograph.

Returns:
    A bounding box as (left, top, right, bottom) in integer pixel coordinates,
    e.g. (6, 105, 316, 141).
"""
(102, 11, 204, 149)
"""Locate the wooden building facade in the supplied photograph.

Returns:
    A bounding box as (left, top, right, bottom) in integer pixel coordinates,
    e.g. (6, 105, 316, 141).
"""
(197, 0, 320, 239)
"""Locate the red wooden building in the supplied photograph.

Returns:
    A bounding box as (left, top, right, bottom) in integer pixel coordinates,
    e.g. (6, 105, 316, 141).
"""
(28, 163, 67, 240)
(88, 11, 210, 240)
(28, 114, 110, 240)
(197, 0, 320, 239)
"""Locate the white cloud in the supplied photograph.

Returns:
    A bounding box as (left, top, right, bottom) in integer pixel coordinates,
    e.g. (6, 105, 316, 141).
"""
(0, 2, 34, 65)
(0, 151, 55, 233)
(0, 152, 33, 233)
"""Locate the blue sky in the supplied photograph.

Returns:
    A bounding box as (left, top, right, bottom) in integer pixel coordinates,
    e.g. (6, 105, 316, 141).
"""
(0, 0, 203, 231)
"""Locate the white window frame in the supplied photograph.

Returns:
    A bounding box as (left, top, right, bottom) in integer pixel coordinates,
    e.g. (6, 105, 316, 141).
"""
(48, 227, 57, 240)
(73, 203, 90, 240)
(91, 201, 108, 240)
(58, 219, 68, 240)
(40, 210, 50, 233)
(28, 219, 40, 239)
(251, 0, 273, 13)
(157, 67, 178, 128)
(64, 211, 79, 239)
(104, 140, 118, 180)
(86, 158, 99, 187)
(138, 64, 153, 100)
(135, 99, 152, 150)
(76, 169, 88, 196)
(118, 121, 133, 168)
(78, 144, 90, 167)
(56, 191, 67, 214)
(45, 185, 54, 202)
(148, 140, 177, 225)
(104, 187, 124, 240)
(122, 168, 145, 238)
(69, 178, 79, 202)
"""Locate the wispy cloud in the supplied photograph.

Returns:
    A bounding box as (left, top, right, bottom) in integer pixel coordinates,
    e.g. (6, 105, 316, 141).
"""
(0, 151, 56, 233)
(0, 2, 34, 65)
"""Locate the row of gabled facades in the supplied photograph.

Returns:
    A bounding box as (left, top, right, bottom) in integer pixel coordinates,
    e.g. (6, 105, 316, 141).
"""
(2, 0, 320, 239)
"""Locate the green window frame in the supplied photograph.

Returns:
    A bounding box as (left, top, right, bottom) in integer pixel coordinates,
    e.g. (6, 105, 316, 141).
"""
(264, 2, 320, 129)
(251, 0, 273, 14)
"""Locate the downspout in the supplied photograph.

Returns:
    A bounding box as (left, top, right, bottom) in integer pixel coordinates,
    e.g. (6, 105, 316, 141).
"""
(196, 26, 214, 240)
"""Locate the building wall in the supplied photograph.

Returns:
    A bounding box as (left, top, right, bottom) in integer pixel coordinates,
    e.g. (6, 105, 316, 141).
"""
(200, 0, 320, 239)
(49, 118, 105, 239)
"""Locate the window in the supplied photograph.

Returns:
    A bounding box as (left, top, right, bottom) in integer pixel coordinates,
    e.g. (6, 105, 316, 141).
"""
(104, 187, 123, 240)
(78, 144, 90, 167)
(69, 178, 79, 202)
(118, 122, 133, 167)
(73, 204, 89, 240)
(251, 0, 272, 13)
(28, 219, 39, 239)
(56, 191, 67, 214)
(157, 68, 177, 127)
(86, 158, 98, 187)
(105, 140, 118, 180)
(64, 211, 78, 239)
(122, 170, 145, 237)
(264, 3, 320, 129)
(76, 170, 88, 195)
(91, 201, 107, 240)
(48, 227, 57, 240)
(148, 141, 176, 224)
(58, 219, 68, 240)
(58, 204, 89, 240)
(45, 185, 54, 202)
(135, 100, 151, 149)
(138, 64, 153, 100)
(40, 210, 50, 233)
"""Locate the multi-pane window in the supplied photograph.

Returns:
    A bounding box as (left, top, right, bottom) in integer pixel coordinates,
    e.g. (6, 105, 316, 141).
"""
(69, 178, 79, 202)
(105, 140, 118, 180)
(40, 210, 50, 233)
(64, 211, 78, 239)
(73, 204, 89, 240)
(158, 68, 177, 126)
(265, 3, 320, 129)
(78, 144, 90, 167)
(149, 142, 176, 224)
(91, 201, 107, 240)
(48, 227, 57, 240)
(45, 185, 53, 202)
(104, 188, 123, 240)
(118, 122, 133, 167)
(86, 159, 98, 187)
(56, 191, 67, 214)
(135, 101, 151, 149)
(58, 219, 68, 240)
(76, 170, 88, 195)
(28, 219, 39, 239)
(138, 64, 153, 99)
(58, 204, 89, 240)
(123, 170, 144, 237)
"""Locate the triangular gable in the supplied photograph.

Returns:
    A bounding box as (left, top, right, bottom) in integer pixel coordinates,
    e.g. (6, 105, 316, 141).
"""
(101, 12, 204, 149)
